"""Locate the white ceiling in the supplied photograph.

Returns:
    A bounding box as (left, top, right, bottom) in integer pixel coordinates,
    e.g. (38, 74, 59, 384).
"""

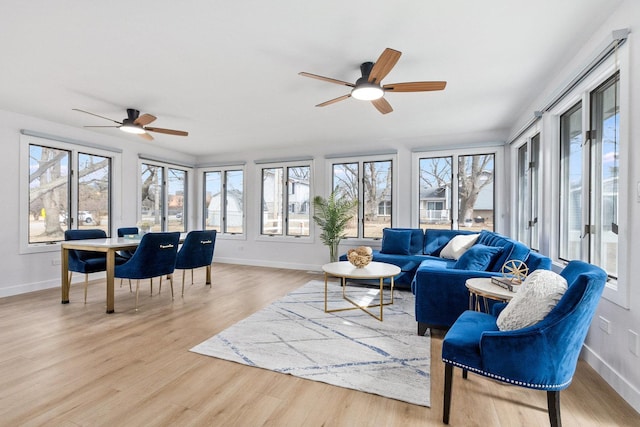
(0, 0, 620, 157)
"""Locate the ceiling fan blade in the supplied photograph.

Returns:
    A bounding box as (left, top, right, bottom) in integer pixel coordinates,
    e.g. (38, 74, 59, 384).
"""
(139, 132, 154, 141)
(371, 97, 393, 114)
(383, 81, 447, 92)
(316, 94, 351, 107)
(134, 113, 157, 126)
(368, 48, 401, 84)
(145, 127, 189, 136)
(299, 72, 355, 87)
(72, 108, 122, 125)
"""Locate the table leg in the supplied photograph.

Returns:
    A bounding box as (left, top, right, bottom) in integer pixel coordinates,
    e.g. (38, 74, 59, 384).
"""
(106, 250, 116, 314)
(379, 277, 384, 321)
(61, 247, 70, 304)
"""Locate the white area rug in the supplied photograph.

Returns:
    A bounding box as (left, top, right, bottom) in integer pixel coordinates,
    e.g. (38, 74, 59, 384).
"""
(190, 280, 430, 406)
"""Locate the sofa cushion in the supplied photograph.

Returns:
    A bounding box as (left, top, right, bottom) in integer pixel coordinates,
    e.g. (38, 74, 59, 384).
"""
(371, 251, 430, 272)
(476, 230, 530, 272)
(380, 229, 412, 255)
(440, 233, 479, 260)
(424, 229, 475, 256)
(454, 244, 503, 270)
(497, 270, 568, 331)
(384, 228, 425, 255)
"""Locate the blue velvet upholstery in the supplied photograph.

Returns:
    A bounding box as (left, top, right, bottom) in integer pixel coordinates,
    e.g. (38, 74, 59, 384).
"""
(380, 228, 413, 255)
(115, 232, 180, 309)
(64, 229, 127, 302)
(423, 229, 475, 256)
(175, 230, 217, 295)
(441, 260, 607, 426)
(475, 230, 530, 271)
(453, 244, 503, 270)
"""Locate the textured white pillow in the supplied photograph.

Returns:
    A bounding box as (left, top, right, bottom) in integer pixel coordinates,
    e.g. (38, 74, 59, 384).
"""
(439, 234, 479, 260)
(497, 270, 568, 331)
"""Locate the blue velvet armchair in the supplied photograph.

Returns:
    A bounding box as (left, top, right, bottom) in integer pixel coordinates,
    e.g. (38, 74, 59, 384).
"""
(64, 229, 127, 303)
(175, 230, 216, 296)
(114, 232, 180, 310)
(441, 260, 607, 426)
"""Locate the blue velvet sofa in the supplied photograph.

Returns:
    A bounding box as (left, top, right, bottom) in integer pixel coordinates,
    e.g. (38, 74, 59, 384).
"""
(340, 228, 552, 333)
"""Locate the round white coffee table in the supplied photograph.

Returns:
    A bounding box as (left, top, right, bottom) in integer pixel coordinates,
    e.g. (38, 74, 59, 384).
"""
(322, 261, 401, 321)
(465, 277, 517, 313)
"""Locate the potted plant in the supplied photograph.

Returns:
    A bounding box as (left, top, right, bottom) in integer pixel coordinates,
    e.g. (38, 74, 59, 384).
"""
(313, 191, 357, 262)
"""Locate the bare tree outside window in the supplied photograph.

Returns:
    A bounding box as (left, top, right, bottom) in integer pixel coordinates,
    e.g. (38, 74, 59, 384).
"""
(458, 154, 494, 231)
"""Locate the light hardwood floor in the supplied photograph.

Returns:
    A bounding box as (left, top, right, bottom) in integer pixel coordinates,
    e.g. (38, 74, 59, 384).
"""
(0, 264, 638, 426)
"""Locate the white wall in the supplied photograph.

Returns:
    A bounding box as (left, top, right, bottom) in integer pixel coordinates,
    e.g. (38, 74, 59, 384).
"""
(507, 0, 640, 412)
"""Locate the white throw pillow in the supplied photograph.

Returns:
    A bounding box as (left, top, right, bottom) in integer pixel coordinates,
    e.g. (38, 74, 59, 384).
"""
(439, 234, 479, 260)
(497, 270, 568, 331)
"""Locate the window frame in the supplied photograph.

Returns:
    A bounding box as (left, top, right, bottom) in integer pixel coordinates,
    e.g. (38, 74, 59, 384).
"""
(138, 158, 190, 232)
(257, 159, 313, 242)
(201, 166, 246, 237)
(326, 153, 397, 241)
(19, 133, 121, 254)
(412, 146, 502, 232)
(512, 127, 542, 250)
(547, 43, 629, 308)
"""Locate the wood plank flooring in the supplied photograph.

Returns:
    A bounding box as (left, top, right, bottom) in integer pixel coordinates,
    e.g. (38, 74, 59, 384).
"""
(0, 263, 638, 426)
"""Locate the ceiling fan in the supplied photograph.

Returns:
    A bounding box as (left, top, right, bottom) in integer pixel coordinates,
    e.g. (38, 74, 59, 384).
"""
(299, 48, 446, 114)
(73, 108, 189, 141)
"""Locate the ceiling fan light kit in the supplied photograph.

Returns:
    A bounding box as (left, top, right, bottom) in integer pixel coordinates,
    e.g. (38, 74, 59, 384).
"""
(300, 48, 447, 114)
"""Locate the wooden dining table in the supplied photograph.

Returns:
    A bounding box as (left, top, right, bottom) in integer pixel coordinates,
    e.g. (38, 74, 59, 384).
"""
(60, 233, 196, 313)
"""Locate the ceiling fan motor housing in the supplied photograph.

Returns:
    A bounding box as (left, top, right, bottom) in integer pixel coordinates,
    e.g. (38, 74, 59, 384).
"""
(126, 108, 140, 121)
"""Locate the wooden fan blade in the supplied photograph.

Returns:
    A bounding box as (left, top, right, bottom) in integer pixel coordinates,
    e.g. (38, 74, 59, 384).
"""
(316, 94, 351, 107)
(72, 108, 122, 125)
(134, 113, 157, 126)
(383, 81, 447, 92)
(299, 72, 354, 87)
(368, 48, 401, 84)
(145, 127, 189, 136)
(371, 97, 393, 114)
(139, 132, 154, 141)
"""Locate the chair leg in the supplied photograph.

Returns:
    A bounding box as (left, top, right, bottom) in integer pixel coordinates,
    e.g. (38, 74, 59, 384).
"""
(169, 274, 174, 300)
(84, 274, 89, 303)
(68, 272, 73, 295)
(462, 369, 468, 379)
(159, 276, 163, 295)
(128, 279, 132, 292)
(547, 391, 561, 427)
(191, 269, 194, 285)
(182, 270, 186, 296)
(443, 364, 453, 424)
(135, 280, 140, 311)
(150, 278, 153, 295)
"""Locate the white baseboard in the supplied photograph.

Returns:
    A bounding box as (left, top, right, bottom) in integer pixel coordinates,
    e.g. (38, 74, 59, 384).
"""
(582, 344, 640, 413)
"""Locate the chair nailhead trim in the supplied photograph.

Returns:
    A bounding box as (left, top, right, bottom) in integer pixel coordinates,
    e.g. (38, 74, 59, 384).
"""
(442, 358, 571, 389)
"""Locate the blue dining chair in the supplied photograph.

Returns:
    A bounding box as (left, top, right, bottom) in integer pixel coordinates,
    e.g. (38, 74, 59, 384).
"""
(114, 232, 180, 310)
(64, 229, 127, 303)
(441, 260, 607, 427)
(117, 227, 139, 259)
(175, 230, 217, 296)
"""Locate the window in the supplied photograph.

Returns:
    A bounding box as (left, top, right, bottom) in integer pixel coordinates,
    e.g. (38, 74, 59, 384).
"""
(558, 72, 620, 278)
(26, 138, 113, 245)
(515, 133, 540, 250)
(331, 157, 393, 239)
(140, 161, 188, 232)
(261, 163, 311, 237)
(418, 156, 452, 229)
(204, 168, 244, 234)
(418, 152, 494, 231)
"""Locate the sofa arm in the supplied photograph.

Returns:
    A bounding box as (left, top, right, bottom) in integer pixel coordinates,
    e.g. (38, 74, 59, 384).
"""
(413, 266, 503, 329)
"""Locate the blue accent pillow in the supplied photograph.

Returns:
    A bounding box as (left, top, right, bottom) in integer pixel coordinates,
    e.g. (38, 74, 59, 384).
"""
(380, 229, 412, 255)
(454, 244, 503, 270)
